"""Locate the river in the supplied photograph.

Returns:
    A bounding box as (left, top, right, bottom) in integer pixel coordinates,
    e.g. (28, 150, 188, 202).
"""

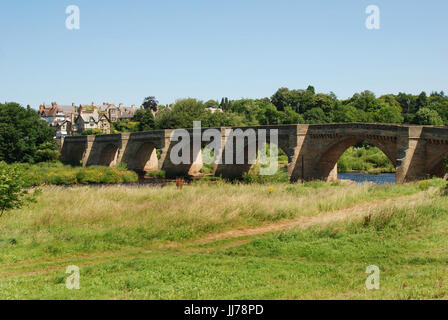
(338, 172, 396, 185)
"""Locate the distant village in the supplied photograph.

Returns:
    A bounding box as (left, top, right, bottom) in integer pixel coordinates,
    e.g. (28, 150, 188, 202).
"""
(38, 102, 143, 137)
(37, 100, 223, 138)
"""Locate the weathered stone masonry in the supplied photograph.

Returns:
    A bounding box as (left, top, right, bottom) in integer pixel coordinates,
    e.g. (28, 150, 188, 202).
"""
(60, 123, 448, 183)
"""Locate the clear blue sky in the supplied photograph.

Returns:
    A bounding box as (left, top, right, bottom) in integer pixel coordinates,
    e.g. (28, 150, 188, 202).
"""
(1, 0, 447, 108)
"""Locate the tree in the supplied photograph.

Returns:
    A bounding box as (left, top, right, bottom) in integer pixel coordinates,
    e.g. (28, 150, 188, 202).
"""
(0, 162, 31, 218)
(138, 110, 156, 131)
(257, 104, 281, 125)
(204, 99, 220, 109)
(270, 87, 291, 111)
(34, 142, 60, 162)
(219, 99, 259, 125)
(0, 102, 55, 163)
(374, 105, 404, 124)
(204, 111, 246, 127)
(416, 92, 428, 109)
(142, 96, 159, 112)
(348, 90, 381, 113)
(306, 85, 315, 95)
(220, 97, 231, 112)
(281, 106, 304, 124)
(303, 107, 330, 124)
(414, 107, 444, 125)
(395, 92, 417, 114)
(132, 109, 145, 122)
(333, 104, 367, 122)
(313, 93, 338, 114)
(155, 98, 209, 129)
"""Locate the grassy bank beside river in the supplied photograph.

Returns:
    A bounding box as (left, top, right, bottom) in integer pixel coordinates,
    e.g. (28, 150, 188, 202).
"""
(0, 179, 447, 299)
(10, 161, 138, 187)
(2, 145, 400, 188)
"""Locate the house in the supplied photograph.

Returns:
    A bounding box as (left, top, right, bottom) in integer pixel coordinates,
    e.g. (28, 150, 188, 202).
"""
(97, 103, 120, 122)
(74, 110, 111, 134)
(38, 102, 77, 137)
(38, 101, 135, 135)
(39, 102, 77, 124)
(55, 120, 73, 138)
(79, 102, 137, 122)
(98, 114, 111, 134)
(117, 103, 138, 120)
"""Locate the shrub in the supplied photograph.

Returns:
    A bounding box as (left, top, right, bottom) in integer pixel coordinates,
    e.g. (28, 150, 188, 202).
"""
(0, 162, 32, 218)
(418, 180, 430, 191)
(4, 161, 139, 186)
(100, 169, 123, 184)
(45, 171, 77, 185)
(242, 167, 289, 184)
(145, 170, 166, 179)
(120, 170, 139, 183)
(76, 170, 103, 184)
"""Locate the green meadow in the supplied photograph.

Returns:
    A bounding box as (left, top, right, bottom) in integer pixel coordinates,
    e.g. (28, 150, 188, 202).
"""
(1, 179, 447, 299)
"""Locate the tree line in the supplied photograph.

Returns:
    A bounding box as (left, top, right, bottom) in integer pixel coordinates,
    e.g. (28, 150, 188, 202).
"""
(114, 87, 448, 133)
(0, 86, 447, 163)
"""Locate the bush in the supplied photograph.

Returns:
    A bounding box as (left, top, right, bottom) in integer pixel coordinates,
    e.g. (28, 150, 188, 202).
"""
(418, 180, 430, 191)
(145, 170, 166, 179)
(45, 171, 77, 185)
(121, 171, 139, 183)
(3, 162, 139, 186)
(242, 167, 289, 184)
(0, 162, 32, 217)
(100, 169, 123, 184)
(76, 170, 103, 184)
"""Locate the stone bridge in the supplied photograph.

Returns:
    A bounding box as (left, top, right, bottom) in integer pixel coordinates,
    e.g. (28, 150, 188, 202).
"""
(60, 123, 448, 183)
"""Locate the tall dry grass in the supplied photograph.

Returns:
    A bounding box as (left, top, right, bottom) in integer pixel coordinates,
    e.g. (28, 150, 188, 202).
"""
(1, 181, 426, 251)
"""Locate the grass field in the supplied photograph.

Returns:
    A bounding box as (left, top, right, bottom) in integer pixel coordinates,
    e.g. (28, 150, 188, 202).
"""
(1, 179, 448, 299)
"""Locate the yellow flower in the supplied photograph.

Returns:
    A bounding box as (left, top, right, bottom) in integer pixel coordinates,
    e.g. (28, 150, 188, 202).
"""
(268, 187, 274, 194)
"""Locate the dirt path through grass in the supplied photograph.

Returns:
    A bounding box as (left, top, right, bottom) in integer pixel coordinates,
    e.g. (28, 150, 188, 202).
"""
(0, 192, 427, 280)
(192, 192, 425, 245)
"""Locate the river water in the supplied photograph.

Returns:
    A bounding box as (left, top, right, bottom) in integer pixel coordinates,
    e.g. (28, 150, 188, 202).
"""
(338, 172, 396, 185)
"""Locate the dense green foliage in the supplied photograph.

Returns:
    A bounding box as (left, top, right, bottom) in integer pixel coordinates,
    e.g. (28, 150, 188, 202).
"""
(0, 103, 56, 163)
(111, 88, 448, 133)
(138, 110, 155, 131)
(8, 162, 138, 186)
(0, 162, 31, 218)
(338, 146, 395, 174)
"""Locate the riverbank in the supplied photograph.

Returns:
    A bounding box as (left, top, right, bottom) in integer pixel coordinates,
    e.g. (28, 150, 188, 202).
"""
(338, 146, 396, 174)
(10, 161, 138, 187)
(0, 179, 447, 299)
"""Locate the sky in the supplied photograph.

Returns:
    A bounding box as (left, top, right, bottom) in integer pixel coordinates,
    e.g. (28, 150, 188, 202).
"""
(1, 0, 447, 109)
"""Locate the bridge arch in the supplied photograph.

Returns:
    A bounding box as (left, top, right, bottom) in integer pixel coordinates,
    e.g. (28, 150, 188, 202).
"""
(312, 137, 397, 182)
(426, 148, 448, 179)
(99, 144, 119, 167)
(134, 142, 159, 173)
